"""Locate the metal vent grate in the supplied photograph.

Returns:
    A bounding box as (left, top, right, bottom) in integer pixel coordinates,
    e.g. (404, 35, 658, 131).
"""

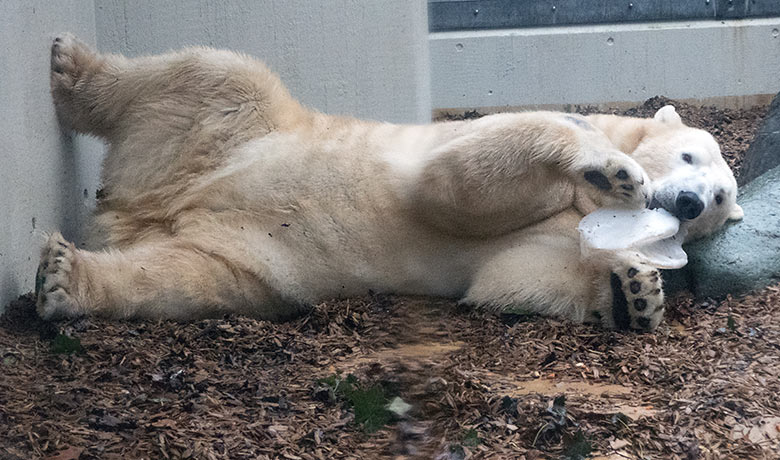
(429, 0, 780, 32)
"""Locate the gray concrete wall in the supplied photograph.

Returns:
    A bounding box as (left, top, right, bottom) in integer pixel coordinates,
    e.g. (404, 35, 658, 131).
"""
(431, 18, 780, 112)
(94, 0, 431, 124)
(0, 1, 105, 312)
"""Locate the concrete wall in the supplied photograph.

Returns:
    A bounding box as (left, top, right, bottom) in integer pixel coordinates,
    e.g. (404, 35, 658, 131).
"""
(0, 1, 105, 312)
(95, 0, 431, 124)
(0, 0, 431, 313)
(431, 18, 780, 113)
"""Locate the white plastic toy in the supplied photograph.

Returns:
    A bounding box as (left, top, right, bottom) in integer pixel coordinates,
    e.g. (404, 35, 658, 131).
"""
(578, 208, 688, 269)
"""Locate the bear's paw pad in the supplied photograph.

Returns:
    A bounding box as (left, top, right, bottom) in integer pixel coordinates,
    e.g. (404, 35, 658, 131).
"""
(609, 263, 664, 331)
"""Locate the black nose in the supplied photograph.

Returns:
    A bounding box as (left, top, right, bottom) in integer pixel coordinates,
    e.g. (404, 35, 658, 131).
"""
(675, 191, 704, 220)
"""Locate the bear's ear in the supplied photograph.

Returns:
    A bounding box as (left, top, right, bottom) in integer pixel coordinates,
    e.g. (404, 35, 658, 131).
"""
(728, 203, 744, 221)
(654, 105, 682, 125)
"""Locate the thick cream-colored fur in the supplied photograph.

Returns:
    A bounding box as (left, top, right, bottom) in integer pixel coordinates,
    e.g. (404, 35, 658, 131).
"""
(37, 35, 741, 330)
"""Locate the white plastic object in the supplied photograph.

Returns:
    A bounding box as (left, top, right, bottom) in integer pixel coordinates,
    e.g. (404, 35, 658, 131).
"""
(578, 208, 688, 269)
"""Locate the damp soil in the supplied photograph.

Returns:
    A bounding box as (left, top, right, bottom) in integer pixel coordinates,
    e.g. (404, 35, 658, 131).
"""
(1, 98, 777, 460)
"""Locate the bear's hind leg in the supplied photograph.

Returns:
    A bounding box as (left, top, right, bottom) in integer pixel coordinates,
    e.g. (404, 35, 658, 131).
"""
(35, 232, 291, 321)
(461, 233, 601, 325)
(50, 34, 306, 146)
(50, 34, 124, 137)
(462, 224, 666, 330)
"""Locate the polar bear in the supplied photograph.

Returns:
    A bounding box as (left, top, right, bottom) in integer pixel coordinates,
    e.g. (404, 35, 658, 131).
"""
(37, 34, 743, 330)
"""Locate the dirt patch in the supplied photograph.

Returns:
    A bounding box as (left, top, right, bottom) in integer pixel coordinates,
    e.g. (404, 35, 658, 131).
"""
(487, 376, 632, 398)
(334, 341, 465, 374)
(2, 99, 778, 460)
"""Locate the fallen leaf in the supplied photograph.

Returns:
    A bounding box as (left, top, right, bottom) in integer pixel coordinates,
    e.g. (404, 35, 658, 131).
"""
(669, 321, 689, 335)
(46, 446, 84, 460)
(748, 426, 763, 443)
(386, 396, 412, 417)
(731, 424, 748, 441)
(615, 405, 657, 421)
(151, 418, 177, 429)
(730, 417, 780, 445)
(610, 439, 630, 450)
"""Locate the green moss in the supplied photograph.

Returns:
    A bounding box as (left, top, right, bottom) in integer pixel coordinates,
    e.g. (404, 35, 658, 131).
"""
(318, 374, 393, 433)
(462, 428, 481, 447)
(562, 430, 592, 460)
(50, 334, 84, 354)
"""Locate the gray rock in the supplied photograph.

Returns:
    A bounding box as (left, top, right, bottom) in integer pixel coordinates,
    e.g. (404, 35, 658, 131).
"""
(665, 165, 780, 299)
(739, 92, 780, 185)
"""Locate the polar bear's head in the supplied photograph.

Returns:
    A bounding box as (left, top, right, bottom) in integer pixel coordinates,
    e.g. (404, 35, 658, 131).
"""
(631, 105, 744, 241)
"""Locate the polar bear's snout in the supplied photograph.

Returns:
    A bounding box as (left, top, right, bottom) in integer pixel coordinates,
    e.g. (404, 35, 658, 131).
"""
(674, 191, 704, 220)
(648, 188, 704, 220)
(646, 160, 741, 242)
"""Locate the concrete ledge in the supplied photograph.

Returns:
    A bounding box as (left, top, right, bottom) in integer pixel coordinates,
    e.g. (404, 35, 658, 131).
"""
(430, 18, 780, 111)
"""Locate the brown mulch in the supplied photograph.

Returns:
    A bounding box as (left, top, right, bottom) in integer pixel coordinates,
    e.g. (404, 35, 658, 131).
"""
(1, 98, 778, 460)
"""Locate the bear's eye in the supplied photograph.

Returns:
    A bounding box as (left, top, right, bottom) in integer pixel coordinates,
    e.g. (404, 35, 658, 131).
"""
(715, 194, 723, 205)
(681, 153, 693, 164)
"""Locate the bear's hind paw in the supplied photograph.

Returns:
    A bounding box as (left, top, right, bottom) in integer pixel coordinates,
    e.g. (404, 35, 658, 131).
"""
(608, 263, 665, 331)
(36, 232, 82, 320)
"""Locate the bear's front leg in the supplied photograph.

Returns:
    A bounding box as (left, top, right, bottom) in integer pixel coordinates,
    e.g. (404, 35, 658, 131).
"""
(591, 257, 666, 331)
(548, 114, 652, 212)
